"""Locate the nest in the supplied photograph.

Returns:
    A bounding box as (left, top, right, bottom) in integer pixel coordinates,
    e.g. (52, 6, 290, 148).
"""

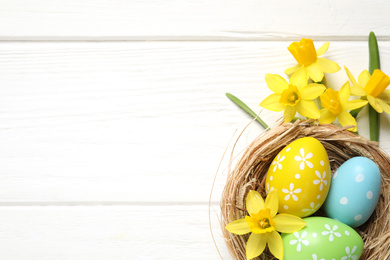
(221, 120, 390, 260)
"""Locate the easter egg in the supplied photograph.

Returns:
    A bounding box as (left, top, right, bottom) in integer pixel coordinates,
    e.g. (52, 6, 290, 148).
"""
(323, 157, 381, 227)
(282, 217, 364, 260)
(265, 137, 331, 217)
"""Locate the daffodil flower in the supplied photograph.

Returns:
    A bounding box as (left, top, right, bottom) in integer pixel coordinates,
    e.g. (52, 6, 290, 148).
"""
(319, 81, 368, 132)
(225, 190, 306, 260)
(286, 38, 340, 83)
(260, 73, 325, 122)
(345, 67, 390, 114)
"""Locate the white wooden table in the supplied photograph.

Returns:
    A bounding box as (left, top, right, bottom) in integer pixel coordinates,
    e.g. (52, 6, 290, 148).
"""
(1, 1, 390, 259)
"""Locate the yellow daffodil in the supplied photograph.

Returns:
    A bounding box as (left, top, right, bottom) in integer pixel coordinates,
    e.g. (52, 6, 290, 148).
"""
(345, 67, 390, 114)
(260, 73, 326, 122)
(225, 190, 306, 260)
(286, 38, 340, 83)
(319, 81, 368, 132)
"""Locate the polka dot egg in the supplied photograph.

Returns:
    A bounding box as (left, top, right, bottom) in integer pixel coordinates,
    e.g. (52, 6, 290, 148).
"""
(323, 157, 381, 227)
(265, 137, 331, 217)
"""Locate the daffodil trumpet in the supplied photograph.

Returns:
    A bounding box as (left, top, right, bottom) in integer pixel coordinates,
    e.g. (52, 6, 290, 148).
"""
(286, 38, 340, 83)
(347, 68, 390, 117)
(225, 190, 306, 260)
(260, 73, 326, 123)
(319, 81, 368, 132)
(345, 32, 389, 141)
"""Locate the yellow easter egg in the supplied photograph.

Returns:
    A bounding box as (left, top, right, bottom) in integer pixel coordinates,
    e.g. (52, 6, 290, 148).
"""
(265, 137, 331, 217)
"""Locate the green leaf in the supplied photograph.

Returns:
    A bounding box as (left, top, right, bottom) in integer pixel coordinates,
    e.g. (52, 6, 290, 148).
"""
(350, 107, 364, 118)
(368, 31, 380, 142)
(369, 31, 380, 75)
(352, 32, 381, 122)
(226, 93, 269, 130)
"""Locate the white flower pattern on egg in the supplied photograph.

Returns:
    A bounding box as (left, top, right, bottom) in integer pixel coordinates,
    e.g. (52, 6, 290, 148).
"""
(265, 137, 331, 217)
(282, 183, 302, 201)
(289, 231, 309, 252)
(321, 224, 342, 242)
(266, 183, 274, 194)
(301, 202, 321, 216)
(341, 246, 358, 260)
(283, 218, 364, 259)
(313, 170, 328, 191)
(272, 154, 285, 172)
(306, 254, 325, 260)
(294, 148, 314, 170)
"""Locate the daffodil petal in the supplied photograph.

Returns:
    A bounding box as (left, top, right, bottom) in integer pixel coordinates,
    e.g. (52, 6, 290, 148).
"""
(377, 99, 390, 114)
(358, 70, 371, 87)
(273, 213, 306, 233)
(300, 83, 325, 100)
(266, 230, 284, 260)
(260, 93, 285, 112)
(283, 105, 296, 122)
(339, 81, 351, 104)
(264, 190, 278, 218)
(350, 85, 367, 97)
(316, 42, 329, 56)
(296, 100, 320, 119)
(319, 108, 337, 124)
(316, 58, 340, 73)
(338, 110, 358, 132)
(378, 90, 390, 103)
(246, 233, 267, 260)
(290, 67, 308, 88)
(345, 66, 359, 87)
(246, 190, 264, 217)
(343, 99, 368, 111)
(306, 62, 324, 82)
(225, 218, 251, 235)
(367, 95, 384, 113)
(265, 74, 289, 94)
(285, 65, 300, 76)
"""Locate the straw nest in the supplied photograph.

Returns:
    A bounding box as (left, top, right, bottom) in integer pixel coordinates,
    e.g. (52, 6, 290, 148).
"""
(221, 119, 390, 260)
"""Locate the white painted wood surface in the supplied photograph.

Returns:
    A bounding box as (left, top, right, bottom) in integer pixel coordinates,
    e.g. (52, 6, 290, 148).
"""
(0, 206, 230, 260)
(1, 0, 390, 40)
(1, 1, 390, 259)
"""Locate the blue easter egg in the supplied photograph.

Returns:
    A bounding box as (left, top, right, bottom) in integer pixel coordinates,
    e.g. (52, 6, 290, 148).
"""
(323, 157, 381, 227)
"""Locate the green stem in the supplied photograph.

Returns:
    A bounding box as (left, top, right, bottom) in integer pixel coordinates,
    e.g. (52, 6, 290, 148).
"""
(368, 31, 380, 142)
(352, 32, 381, 121)
(315, 78, 326, 109)
(226, 93, 269, 130)
(369, 105, 379, 141)
(350, 107, 363, 118)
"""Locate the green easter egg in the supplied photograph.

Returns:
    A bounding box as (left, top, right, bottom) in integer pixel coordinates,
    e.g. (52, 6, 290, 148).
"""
(282, 217, 363, 260)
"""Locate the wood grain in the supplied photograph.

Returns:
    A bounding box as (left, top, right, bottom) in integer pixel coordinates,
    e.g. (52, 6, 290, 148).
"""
(0, 205, 229, 260)
(2, 2, 390, 257)
(1, 41, 390, 204)
(1, 0, 390, 40)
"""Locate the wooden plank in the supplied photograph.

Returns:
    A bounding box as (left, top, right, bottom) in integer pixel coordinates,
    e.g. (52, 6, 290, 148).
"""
(0, 205, 230, 259)
(0, 41, 389, 203)
(1, 0, 390, 40)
